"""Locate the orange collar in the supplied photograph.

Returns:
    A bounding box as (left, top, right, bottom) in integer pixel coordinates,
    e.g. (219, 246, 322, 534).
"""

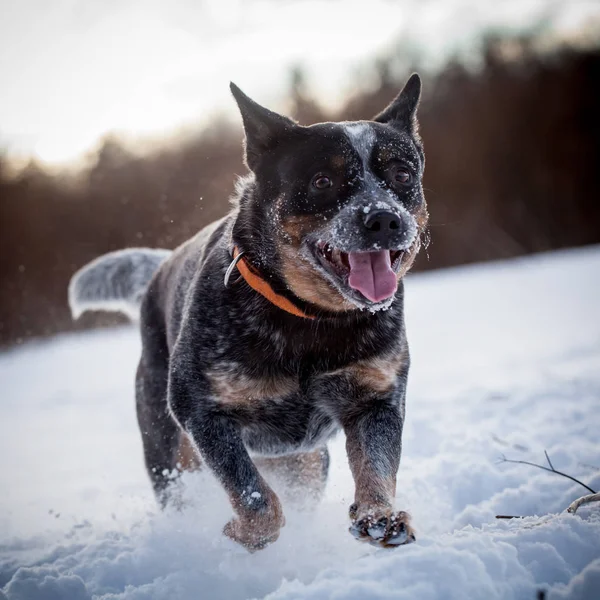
(232, 247, 315, 320)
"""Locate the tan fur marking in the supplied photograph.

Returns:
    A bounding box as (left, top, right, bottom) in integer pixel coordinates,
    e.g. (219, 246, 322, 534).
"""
(279, 215, 356, 312)
(280, 245, 355, 312)
(208, 370, 299, 405)
(395, 204, 429, 280)
(176, 431, 201, 472)
(280, 214, 319, 245)
(331, 155, 346, 168)
(325, 349, 408, 394)
(415, 203, 429, 230)
(279, 215, 355, 312)
(349, 354, 405, 393)
(396, 238, 421, 281)
(376, 147, 396, 166)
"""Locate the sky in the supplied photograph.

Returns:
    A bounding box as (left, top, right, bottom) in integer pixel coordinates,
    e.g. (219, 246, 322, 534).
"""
(0, 0, 599, 165)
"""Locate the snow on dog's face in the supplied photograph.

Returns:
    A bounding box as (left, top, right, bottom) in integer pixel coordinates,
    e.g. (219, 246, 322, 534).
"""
(230, 76, 428, 313)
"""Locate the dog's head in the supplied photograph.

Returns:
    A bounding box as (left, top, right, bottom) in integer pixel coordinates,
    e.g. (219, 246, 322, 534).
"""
(231, 75, 428, 313)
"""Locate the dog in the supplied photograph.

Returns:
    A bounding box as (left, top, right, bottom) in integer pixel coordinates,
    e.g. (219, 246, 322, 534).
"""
(69, 74, 428, 551)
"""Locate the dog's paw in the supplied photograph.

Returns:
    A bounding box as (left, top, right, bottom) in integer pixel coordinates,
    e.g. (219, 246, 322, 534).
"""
(223, 510, 285, 552)
(348, 504, 415, 548)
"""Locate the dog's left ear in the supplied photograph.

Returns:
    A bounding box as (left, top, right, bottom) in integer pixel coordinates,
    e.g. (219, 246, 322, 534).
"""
(372, 73, 421, 133)
(230, 82, 299, 171)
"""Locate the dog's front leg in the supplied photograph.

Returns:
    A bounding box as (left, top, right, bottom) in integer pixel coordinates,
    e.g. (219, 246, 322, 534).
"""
(168, 373, 284, 551)
(342, 398, 415, 547)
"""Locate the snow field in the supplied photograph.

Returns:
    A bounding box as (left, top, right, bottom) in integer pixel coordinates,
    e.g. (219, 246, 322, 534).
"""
(1, 246, 599, 599)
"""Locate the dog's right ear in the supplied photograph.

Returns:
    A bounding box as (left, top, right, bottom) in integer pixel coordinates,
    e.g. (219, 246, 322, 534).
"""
(230, 82, 298, 171)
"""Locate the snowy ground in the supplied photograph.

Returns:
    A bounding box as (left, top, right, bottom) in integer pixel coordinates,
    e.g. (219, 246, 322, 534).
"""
(1, 246, 599, 600)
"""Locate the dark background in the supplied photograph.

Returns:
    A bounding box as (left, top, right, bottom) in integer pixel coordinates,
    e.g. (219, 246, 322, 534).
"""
(1, 34, 599, 347)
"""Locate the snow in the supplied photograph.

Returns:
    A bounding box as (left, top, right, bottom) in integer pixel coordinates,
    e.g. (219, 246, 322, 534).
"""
(1, 246, 599, 600)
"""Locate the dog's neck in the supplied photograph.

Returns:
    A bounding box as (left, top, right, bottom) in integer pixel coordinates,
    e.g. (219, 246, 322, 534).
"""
(229, 246, 315, 320)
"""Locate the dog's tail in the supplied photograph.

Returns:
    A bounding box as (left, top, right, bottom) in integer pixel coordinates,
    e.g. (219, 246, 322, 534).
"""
(69, 248, 171, 322)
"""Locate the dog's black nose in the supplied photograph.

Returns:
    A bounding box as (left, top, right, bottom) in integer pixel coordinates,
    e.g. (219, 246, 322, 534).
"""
(363, 210, 401, 233)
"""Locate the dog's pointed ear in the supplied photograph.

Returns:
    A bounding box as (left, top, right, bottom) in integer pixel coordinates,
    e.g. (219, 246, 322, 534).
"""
(373, 73, 422, 133)
(230, 82, 298, 171)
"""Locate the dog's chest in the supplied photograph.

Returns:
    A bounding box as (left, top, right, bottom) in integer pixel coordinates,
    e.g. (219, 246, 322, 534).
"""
(206, 368, 300, 406)
(204, 349, 402, 455)
(205, 365, 337, 453)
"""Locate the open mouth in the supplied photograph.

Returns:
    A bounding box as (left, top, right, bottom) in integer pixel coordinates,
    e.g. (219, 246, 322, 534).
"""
(313, 241, 405, 304)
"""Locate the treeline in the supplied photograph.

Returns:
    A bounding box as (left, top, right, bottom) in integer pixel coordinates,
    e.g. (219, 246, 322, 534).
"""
(1, 35, 599, 346)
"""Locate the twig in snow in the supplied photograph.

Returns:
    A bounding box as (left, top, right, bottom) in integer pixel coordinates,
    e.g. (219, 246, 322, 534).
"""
(497, 451, 596, 495)
(544, 450, 554, 470)
(566, 492, 600, 515)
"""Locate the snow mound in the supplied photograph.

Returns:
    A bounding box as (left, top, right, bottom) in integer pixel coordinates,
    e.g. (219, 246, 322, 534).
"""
(1, 246, 599, 599)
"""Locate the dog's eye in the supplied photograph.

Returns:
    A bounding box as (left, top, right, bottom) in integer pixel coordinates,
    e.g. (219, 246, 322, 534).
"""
(394, 168, 412, 185)
(312, 175, 332, 190)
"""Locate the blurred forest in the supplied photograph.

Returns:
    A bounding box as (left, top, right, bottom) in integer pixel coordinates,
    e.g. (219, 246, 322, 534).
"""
(1, 34, 599, 346)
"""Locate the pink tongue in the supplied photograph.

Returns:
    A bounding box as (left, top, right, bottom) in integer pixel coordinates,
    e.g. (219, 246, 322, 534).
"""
(347, 251, 397, 302)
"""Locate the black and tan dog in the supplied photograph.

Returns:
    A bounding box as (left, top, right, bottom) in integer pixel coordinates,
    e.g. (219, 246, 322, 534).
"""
(69, 74, 429, 550)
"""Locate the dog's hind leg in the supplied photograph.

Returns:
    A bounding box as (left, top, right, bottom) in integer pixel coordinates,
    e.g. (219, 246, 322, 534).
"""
(136, 293, 195, 506)
(254, 447, 330, 507)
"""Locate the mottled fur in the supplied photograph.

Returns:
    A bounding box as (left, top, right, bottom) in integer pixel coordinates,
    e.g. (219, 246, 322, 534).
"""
(70, 74, 428, 550)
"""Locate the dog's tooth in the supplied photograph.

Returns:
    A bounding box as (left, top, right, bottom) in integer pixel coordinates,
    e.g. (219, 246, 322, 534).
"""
(332, 248, 343, 267)
(390, 250, 404, 268)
